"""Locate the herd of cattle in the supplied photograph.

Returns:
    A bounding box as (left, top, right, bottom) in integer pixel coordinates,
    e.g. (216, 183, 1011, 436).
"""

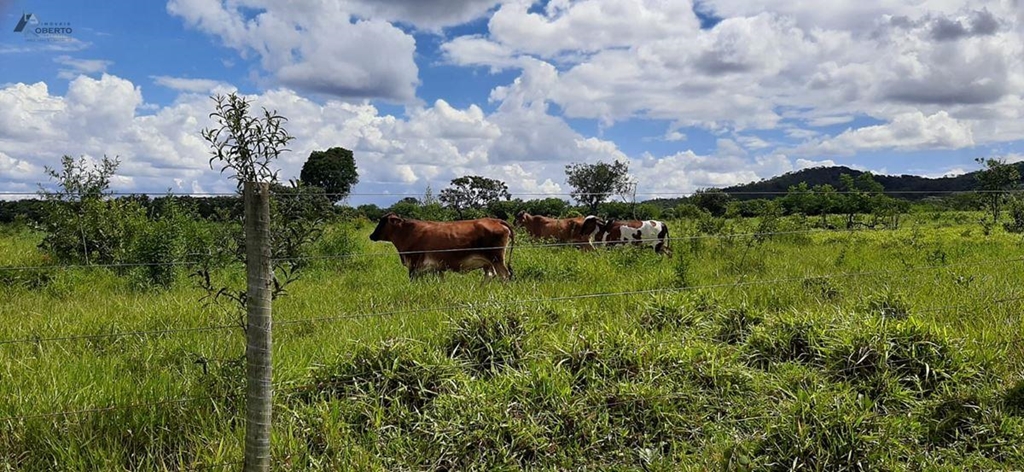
(369, 211, 670, 280)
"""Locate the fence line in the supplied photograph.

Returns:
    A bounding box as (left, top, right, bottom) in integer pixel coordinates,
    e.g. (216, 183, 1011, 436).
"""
(2, 255, 1018, 347)
(0, 323, 240, 347)
(3, 293, 1020, 452)
(275, 255, 1024, 328)
(0, 227, 842, 272)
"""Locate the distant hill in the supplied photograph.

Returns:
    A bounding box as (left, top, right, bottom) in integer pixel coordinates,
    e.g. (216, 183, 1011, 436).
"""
(645, 163, 1024, 206)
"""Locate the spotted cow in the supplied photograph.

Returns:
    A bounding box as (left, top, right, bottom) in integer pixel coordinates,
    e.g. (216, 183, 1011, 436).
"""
(581, 217, 670, 255)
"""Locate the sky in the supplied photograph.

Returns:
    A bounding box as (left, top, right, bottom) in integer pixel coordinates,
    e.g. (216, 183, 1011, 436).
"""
(1, 0, 1023, 206)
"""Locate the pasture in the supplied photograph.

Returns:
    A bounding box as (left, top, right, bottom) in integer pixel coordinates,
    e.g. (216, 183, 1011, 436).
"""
(1, 212, 1023, 470)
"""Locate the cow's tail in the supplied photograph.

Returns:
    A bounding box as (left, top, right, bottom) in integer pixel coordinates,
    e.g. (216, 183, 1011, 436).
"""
(500, 219, 515, 279)
(659, 222, 670, 256)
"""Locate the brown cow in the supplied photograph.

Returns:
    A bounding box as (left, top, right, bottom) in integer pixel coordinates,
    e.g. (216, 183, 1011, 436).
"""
(513, 211, 598, 250)
(369, 212, 515, 280)
(580, 217, 671, 255)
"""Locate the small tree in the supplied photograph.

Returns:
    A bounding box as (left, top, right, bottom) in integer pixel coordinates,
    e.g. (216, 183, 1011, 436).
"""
(439, 175, 511, 218)
(975, 157, 1021, 223)
(299, 147, 359, 203)
(564, 160, 632, 214)
(837, 173, 885, 229)
(811, 184, 838, 227)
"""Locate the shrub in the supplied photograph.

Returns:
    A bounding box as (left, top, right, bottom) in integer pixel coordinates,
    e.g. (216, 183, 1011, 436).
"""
(862, 290, 911, 319)
(714, 306, 763, 345)
(445, 308, 530, 375)
(303, 340, 459, 413)
(745, 318, 825, 369)
(639, 294, 698, 330)
(758, 387, 888, 471)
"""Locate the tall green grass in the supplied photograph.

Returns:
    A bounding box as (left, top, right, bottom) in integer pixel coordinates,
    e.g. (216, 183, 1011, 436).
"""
(0, 213, 1022, 470)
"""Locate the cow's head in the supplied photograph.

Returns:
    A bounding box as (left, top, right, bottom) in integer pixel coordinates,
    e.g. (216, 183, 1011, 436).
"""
(514, 210, 529, 226)
(369, 212, 403, 242)
(580, 215, 604, 238)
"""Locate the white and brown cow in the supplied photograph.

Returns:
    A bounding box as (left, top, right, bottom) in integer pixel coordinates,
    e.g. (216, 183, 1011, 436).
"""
(369, 212, 515, 280)
(581, 217, 670, 255)
(514, 211, 597, 251)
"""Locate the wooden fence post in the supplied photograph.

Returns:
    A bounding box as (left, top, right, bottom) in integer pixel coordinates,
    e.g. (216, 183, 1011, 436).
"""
(243, 181, 273, 471)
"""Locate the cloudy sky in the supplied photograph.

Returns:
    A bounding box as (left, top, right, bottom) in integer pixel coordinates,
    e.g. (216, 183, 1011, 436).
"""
(1, 0, 1023, 205)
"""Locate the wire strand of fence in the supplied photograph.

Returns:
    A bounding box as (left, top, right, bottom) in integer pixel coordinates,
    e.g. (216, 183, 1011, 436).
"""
(4, 290, 1019, 439)
(0, 227, 839, 272)
(274, 255, 1024, 329)
(2, 251, 1016, 348)
(0, 395, 224, 423)
(188, 460, 247, 471)
(0, 323, 241, 347)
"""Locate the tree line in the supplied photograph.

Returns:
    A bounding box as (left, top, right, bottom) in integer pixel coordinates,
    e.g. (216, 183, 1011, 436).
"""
(3, 146, 1022, 230)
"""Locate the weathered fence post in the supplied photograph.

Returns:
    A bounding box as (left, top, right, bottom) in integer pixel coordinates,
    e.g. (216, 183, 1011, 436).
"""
(244, 181, 273, 471)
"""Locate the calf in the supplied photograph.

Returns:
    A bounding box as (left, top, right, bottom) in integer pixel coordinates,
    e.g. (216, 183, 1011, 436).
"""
(581, 217, 670, 255)
(369, 213, 515, 280)
(514, 211, 596, 250)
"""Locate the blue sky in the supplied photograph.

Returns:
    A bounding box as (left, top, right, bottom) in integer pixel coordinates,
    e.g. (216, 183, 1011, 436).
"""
(1, 0, 1022, 206)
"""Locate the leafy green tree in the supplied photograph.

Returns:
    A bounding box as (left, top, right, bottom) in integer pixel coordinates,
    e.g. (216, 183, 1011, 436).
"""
(782, 182, 814, 216)
(439, 175, 511, 218)
(564, 160, 633, 213)
(299, 147, 359, 202)
(810, 184, 838, 226)
(974, 157, 1021, 223)
(837, 173, 886, 229)
(690, 188, 732, 217)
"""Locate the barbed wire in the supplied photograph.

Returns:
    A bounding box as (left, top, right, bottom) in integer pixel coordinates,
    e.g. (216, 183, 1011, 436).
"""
(187, 460, 246, 471)
(2, 252, 1013, 347)
(275, 255, 1024, 329)
(0, 323, 240, 347)
(0, 227, 831, 272)
(2, 292, 1019, 453)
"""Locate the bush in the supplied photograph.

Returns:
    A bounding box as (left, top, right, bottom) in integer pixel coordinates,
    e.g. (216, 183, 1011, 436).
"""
(862, 290, 911, 319)
(1003, 195, 1024, 234)
(714, 306, 763, 345)
(757, 387, 888, 471)
(445, 308, 530, 375)
(745, 318, 825, 369)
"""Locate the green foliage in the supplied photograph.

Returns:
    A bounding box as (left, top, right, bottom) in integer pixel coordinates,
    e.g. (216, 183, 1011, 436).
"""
(690, 188, 732, 217)
(201, 93, 292, 187)
(445, 308, 529, 375)
(745, 318, 826, 369)
(975, 157, 1022, 223)
(36, 156, 224, 287)
(4, 211, 1024, 469)
(758, 387, 887, 471)
(714, 306, 763, 344)
(304, 340, 460, 413)
(299, 147, 359, 202)
(1003, 195, 1024, 234)
(862, 290, 911, 319)
(439, 175, 510, 218)
(564, 160, 633, 213)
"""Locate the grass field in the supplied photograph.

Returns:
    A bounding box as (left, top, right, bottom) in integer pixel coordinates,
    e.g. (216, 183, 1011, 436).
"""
(1, 212, 1023, 470)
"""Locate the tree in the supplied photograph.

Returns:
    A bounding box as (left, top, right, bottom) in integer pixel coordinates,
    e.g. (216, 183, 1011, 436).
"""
(439, 175, 510, 218)
(564, 160, 632, 213)
(974, 157, 1021, 222)
(299, 146, 359, 202)
(690, 188, 732, 217)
